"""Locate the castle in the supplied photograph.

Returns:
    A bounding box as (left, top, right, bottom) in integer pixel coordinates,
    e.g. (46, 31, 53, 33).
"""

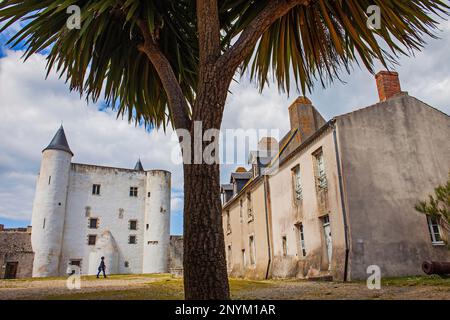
(31, 126, 173, 277)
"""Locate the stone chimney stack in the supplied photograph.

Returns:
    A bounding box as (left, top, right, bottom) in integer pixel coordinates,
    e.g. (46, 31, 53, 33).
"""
(288, 96, 326, 142)
(375, 71, 402, 102)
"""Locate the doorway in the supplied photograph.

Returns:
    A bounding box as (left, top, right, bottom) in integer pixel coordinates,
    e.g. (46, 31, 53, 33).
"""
(322, 215, 332, 269)
(4, 262, 18, 279)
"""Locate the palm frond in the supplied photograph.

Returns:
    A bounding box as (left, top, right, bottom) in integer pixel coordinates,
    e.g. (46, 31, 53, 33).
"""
(0, 0, 199, 130)
(224, 0, 449, 94)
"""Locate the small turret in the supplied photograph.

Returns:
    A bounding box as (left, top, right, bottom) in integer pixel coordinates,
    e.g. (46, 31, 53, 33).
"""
(134, 158, 144, 171)
(31, 126, 73, 277)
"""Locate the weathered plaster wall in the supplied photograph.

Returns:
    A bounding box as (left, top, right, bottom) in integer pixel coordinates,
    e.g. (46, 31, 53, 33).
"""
(337, 94, 450, 280)
(268, 129, 347, 280)
(0, 231, 34, 278)
(223, 179, 271, 279)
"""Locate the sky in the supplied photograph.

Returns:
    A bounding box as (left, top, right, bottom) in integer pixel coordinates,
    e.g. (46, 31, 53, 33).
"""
(0, 18, 449, 235)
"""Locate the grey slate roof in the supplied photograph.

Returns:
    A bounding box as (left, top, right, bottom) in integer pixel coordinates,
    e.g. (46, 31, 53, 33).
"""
(43, 126, 73, 156)
(220, 184, 234, 191)
(134, 159, 144, 171)
(230, 171, 252, 182)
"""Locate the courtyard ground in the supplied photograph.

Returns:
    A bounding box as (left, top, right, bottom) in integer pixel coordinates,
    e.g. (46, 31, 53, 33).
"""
(0, 274, 449, 300)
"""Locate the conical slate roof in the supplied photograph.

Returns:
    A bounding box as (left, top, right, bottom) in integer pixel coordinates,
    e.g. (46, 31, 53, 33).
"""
(134, 159, 144, 171)
(42, 126, 73, 156)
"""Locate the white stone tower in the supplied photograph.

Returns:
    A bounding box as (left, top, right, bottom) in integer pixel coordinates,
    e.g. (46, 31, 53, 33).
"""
(31, 126, 73, 277)
(142, 170, 171, 273)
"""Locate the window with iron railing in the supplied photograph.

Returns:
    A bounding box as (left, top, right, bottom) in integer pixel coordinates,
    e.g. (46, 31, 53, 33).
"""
(314, 149, 328, 190)
(292, 165, 303, 201)
(246, 192, 253, 221)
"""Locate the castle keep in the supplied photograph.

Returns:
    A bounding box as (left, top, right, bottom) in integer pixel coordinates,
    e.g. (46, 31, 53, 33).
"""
(31, 127, 173, 277)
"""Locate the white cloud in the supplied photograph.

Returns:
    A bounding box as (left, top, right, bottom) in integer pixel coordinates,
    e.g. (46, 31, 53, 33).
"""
(0, 50, 183, 233)
(1, 18, 449, 234)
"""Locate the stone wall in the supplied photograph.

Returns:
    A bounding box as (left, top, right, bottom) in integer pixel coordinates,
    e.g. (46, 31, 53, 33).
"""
(0, 230, 34, 279)
(169, 236, 183, 275)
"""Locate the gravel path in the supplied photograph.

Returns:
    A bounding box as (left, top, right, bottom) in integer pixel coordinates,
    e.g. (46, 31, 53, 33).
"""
(0, 275, 166, 300)
(0, 275, 449, 300)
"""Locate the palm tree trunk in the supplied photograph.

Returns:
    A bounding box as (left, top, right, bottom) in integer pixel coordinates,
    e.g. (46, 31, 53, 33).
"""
(183, 162, 230, 299)
(182, 73, 231, 300)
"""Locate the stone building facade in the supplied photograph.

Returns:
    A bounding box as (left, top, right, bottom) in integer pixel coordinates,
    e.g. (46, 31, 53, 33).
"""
(222, 71, 450, 281)
(0, 225, 34, 279)
(30, 127, 174, 277)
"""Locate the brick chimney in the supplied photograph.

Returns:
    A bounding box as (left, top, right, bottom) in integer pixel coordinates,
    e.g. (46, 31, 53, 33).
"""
(375, 71, 402, 102)
(288, 96, 326, 142)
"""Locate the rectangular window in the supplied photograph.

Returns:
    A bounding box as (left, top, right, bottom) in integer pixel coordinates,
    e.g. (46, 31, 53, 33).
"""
(42, 218, 46, 229)
(92, 184, 101, 195)
(118, 208, 124, 219)
(226, 210, 231, 234)
(249, 235, 256, 265)
(88, 235, 97, 246)
(239, 199, 243, 223)
(48, 176, 51, 185)
(246, 192, 253, 221)
(69, 259, 81, 267)
(282, 236, 287, 257)
(68, 259, 82, 274)
(227, 245, 232, 268)
(88, 218, 98, 229)
(292, 165, 303, 201)
(296, 223, 307, 257)
(427, 216, 444, 244)
(129, 220, 137, 230)
(129, 187, 138, 197)
(241, 249, 246, 267)
(129, 235, 137, 244)
(85, 206, 91, 217)
(314, 149, 327, 189)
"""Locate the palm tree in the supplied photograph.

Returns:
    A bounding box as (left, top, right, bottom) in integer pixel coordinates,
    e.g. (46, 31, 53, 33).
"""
(1, 0, 448, 299)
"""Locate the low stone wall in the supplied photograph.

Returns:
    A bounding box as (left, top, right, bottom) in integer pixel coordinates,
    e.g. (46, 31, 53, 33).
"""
(0, 230, 34, 279)
(169, 235, 183, 276)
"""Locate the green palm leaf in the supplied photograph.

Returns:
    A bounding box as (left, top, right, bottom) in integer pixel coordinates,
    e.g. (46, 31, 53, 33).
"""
(0, 0, 448, 124)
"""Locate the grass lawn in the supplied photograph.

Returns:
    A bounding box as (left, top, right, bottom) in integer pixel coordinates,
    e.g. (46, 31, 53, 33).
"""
(1, 274, 449, 300)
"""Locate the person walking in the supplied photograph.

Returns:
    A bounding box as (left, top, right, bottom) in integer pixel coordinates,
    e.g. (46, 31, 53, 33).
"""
(96, 256, 107, 278)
